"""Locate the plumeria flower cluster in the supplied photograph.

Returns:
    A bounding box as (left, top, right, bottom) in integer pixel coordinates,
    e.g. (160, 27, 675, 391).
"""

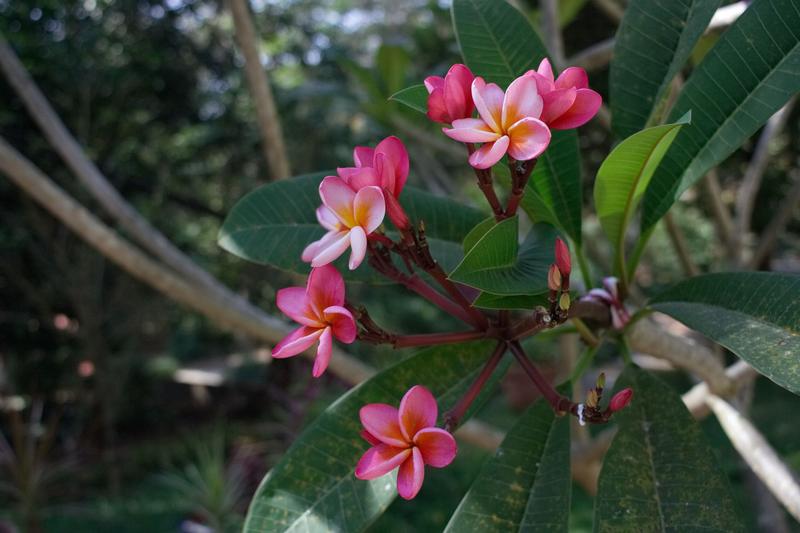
(428, 59, 601, 169)
(576, 373, 634, 426)
(270, 57, 632, 500)
(582, 277, 631, 330)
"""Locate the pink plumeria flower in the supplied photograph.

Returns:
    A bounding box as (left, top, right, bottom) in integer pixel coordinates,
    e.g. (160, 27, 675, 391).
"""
(527, 58, 602, 130)
(424, 63, 475, 124)
(582, 276, 631, 330)
(337, 136, 409, 199)
(355, 385, 457, 500)
(443, 74, 551, 169)
(301, 176, 385, 270)
(272, 265, 356, 378)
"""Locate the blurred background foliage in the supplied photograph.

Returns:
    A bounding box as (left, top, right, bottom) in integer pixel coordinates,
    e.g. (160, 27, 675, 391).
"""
(0, 0, 798, 531)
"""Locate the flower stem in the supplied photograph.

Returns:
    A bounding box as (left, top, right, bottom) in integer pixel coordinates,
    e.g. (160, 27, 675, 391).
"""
(504, 158, 537, 219)
(393, 330, 487, 348)
(444, 341, 507, 432)
(509, 341, 574, 414)
(466, 144, 505, 220)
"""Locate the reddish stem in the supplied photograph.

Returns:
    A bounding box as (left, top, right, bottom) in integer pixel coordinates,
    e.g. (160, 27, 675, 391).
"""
(467, 144, 504, 220)
(504, 158, 537, 219)
(509, 341, 574, 414)
(394, 330, 487, 348)
(405, 275, 480, 327)
(444, 341, 507, 431)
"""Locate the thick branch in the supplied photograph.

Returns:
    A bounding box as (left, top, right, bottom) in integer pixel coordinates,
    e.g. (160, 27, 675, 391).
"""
(226, 0, 291, 179)
(627, 316, 734, 394)
(701, 169, 737, 259)
(706, 395, 800, 522)
(663, 212, 699, 277)
(749, 172, 800, 269)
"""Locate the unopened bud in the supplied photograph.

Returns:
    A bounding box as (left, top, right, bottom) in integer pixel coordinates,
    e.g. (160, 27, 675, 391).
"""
(555, 238, 571, 277)
(596, 372, 606, 390)
(586, 389, 599, 409)
(547, 264, 562, 291)
(559, 292, 571, 311)
(609, 388, 634, 412)
(384, 190, 410, 231)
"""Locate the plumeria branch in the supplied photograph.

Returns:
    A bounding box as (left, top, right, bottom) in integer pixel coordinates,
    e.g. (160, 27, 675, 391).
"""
(504, 158, 537, 219)
(466, 144, 505, 219)
(444, 341, 507, 432)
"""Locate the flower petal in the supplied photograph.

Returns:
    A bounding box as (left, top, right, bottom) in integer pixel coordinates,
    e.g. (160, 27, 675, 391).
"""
(307, 264, 346, 311)
(414, 427, 457, 468)
(396, 447, 425, 500)
(555, 66, 589, 90)
(424, 75, 444, 94)
(319, 176, 356, 227)
(374, 136, 409, 196)
(353, 186, 386, 233)
(507, 117, 551, 161)
(272, 326, 323, 359)
(360, 404, 408, 447)
(312, 326, 333, 377)
(540, 87, 577, 125)
(338, 166, 380, 191)
(373, 153, 396, 198)
(303, 230, 342, 263)
(502, 73, 543, 128)
(276, 286, 319, 327)
(471, 77, 504, 132)
(316, 206, 341, 232)
(549, 88, 601, 129)
(309, 231, 351, 267)
(348, 227, 367, 270)
(443, 118, 501, 143)
(426, 87, 449, 124)
(398, 385, 437, 441)
(324, 305, 356, 343)
(443, 63, 474, 121)
(353, 146, 375, 168)
(361, 429, 382, 447)
(537, 58, 555, 84)
(355, 444, 411, 480)
(468, 135, 510, 170)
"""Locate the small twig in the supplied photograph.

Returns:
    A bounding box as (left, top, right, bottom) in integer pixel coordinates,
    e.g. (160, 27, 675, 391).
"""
(504, 158, 537, 219)
(567, 38, 614, 72)
(702, 169, 737, 259)
(444, 341, 507, 431)
(590, 0, 623, 23)
(509, 341, 574, 414)
(749, 171, 800, 269)
(466, 144, 505, 219)
(663, 212, 700, 277)
(706, 395, 800, 522)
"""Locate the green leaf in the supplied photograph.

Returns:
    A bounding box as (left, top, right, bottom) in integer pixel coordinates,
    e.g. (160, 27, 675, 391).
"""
(449, 218, 559, 296)
(649, 272, 800, 395)
(593, 114, 691, 276)
(377, 45, 411, 95)
(444, 397, 570, 532)
(610, 0, 721, 138)
(472, 292, 548, 311)
(642, 0, 800, 232)
(452, 0, 583, 245)
(218, 173, 484, 282)
(389, 85, 429, 114)
(594, 366, 744, 532)
(243, 341, 498, 533)
(462, 216, 497, 253)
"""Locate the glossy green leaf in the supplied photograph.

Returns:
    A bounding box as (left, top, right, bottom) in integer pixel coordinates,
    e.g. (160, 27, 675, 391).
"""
(218, 173, 484, 282)
(649, 272, 800, 395)
(452, 0, 583, 245)
(593, 114, 690, 276)
(642, 0, 800, 232)
(463, 216, 497, 253)
(471, 292, 548, 311)
(594, 366, 744, 532)
(243, 341, 499, 533)
(444, 397, 570, 532)
(389, 84, 428, 114)
(610, 0, 721, 138)
(450, 218, 559, 296)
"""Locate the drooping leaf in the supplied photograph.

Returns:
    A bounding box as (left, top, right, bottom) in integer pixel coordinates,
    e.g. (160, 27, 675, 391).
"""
(242, 341, 499, 533)
(452, 0, 583, 245)
(444, 396, 570, 532)
(641, 0, 800, 232)
(389, 84, 429, 114)
(449, 218, 559, 296)
(218, 173, 484, 282)
(594, 366, 744, 532)
(610, 0, 721, 138)
(649, 272, 800, 395)
(593, 114, 691, 276)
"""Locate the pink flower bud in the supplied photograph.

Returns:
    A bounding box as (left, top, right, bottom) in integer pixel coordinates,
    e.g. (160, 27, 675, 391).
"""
(547, 263, 562, 291)
(425, 64, 475, 124)
(555, 238, 571, 277)
(384, 189, 410, 231)
(609, 388, 633, 412)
